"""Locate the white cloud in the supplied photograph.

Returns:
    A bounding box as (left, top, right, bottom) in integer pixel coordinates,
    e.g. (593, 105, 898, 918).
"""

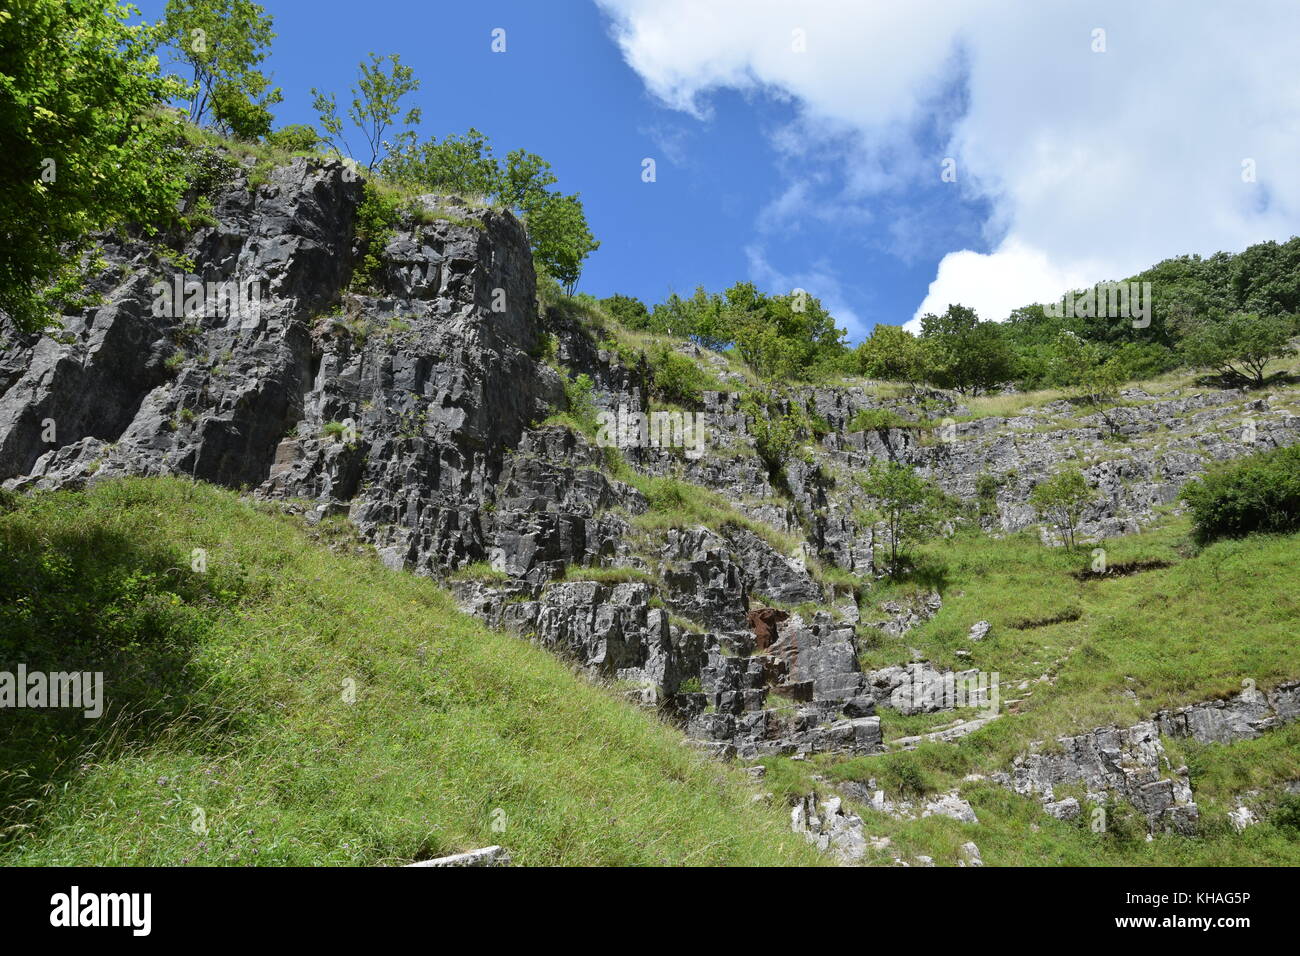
(595, 0, 1300, 326)
(904, 238, 1095, 332)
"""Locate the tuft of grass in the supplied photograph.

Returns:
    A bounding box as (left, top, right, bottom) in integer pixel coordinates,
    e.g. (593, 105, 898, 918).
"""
(619, 471, 802, 557)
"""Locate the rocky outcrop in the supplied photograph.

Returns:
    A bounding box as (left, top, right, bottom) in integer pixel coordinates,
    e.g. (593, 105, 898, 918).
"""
(1155, 680, 1300, 744)
(5, 152, 1298, 771)
(1006, 720, 1199, 834)
(1002, 682, 1300, 833)
(791, 793, 868, 863)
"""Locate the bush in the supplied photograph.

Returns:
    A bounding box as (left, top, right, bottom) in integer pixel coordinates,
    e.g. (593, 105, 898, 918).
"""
(350, 181, 401, 291)
(1273, 793, 1300, 834)
(562, 372, 598, 432)
(649, 346, 707, 405)
(848, 408, 913, 433)
(1029, 467, 1097, 550)
(1180, 444, 1300, 544)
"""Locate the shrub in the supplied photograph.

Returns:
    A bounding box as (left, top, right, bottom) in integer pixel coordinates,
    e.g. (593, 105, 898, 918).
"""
(562, 372, 598, 433)
(1273, 793, 1300, 834)
(1180, 444, 1300, 544)
(1177, 312, 1295, 387)
(1029, 467, 1097, 550)
(848, 407, 913, 433)
(649, 346, 707, 405)
(349, 180, 400, 291)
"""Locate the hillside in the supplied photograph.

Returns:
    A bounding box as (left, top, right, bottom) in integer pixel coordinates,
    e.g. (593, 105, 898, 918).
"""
(0, 478, 823, 866)
(2, 153, 1299, 866)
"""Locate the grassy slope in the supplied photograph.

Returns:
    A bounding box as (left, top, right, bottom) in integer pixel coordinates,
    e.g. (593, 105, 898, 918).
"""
(0, 478, 822, 866)
(759, 519, 1300, 865)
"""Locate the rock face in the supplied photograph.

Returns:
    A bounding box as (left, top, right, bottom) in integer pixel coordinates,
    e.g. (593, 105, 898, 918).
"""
(1155, 680, 1300, 744)
(4, 154, 1297, 766)
(1007, 720, 1199, 834)
(791, 793, 868, 862)
(1, 159, 558, 588)
(1003, 683, 1300, 834)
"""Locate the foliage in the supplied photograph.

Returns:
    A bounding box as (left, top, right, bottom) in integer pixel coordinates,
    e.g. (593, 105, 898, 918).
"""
(742, 392, 809, 483)
(648, 346, 709, 406)
(312, 52, 420, 169)
(158, 0, 280, 135)
(263, 123, 321, 153)
(628, 283, 847, 380)
(0, 0, 196, 332)
(1051, 332, 1128, 436)
(1028, 467, 1097, 550)
(599, 293, 650, 328)
(560, 372, 598, 433)
(1176, 312, 1295, 387)
(379, 129, 599, 292)
(856, 460, 951, 571)
(918, 304, 1014, 395)
(1179, 444, 1300, 544)
(348, 180, 400, 291)
(855, 323, 925, 383)
(848, 408, 916, 433)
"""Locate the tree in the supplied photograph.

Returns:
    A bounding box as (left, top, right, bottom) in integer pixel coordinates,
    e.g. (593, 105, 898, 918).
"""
(0, 0, 190, 332)
(379, 127, 500, 196)
(313, 52, 420, 169)
(856, 324, 924, 383)
(599, 294, 650, 329)
(1051, 332, 1127, 437)
(918, 304, 1013, 394)
(528, 191, 599, 295)
(1028, 467, 1097, 550)
(1177, 312, 1295, 387)
(857, 460, 949, 572)
(158, 0, 280, 132)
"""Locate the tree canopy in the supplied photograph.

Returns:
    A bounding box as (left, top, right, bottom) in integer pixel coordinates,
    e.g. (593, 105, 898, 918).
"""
(0, 0, 191, 332)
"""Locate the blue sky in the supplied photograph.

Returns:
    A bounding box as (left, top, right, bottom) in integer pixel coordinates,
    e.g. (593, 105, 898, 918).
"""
(136, 1, 1300, 342)
(136, 0, 991, 341)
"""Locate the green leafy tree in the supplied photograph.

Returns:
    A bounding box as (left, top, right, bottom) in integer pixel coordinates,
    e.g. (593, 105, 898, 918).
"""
(919, 304, 1013, 395)
(855, 324, 924, 383)
(377, 129, 599, 290)
(857, 460, 950, 572)
(1028, 467, 1097, 550)
(313, 52, 420, 169)
(0, 0, 190, 332)
(727, 284, 847, 379)
(528, 191, 599, 295)
(379, 127, 500, 196)
(1177, 312, 1295, 387)
(1051, 332, 1128, 437)
(599, 293, 650, 329)
(159, 0, 280, 132)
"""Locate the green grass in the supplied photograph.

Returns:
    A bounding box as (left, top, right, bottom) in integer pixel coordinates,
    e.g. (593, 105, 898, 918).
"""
(800, 517, 1300, 864)
(0, 478, 823, 867)
(620, 471, 803, 556)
